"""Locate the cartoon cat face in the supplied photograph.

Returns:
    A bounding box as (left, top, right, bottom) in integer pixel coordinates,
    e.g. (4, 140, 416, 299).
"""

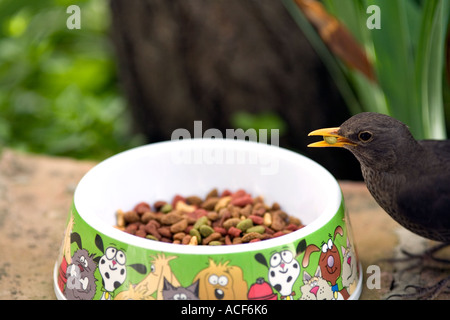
(72, 248, 96, 275)
(65, 249, 97, 300)
(300, 267, 334, 300)
(341, 242, 358, 288)
(162, 278, 199, 300)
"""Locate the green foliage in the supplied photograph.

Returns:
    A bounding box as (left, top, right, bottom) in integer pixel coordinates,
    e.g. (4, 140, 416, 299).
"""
(0, 0, 143, 159)
(230, 111, 287, 141)
(284, 0, 449, 140)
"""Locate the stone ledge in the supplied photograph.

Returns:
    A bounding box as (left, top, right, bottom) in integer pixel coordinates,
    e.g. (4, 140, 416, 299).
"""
(0, 149, 447, 299)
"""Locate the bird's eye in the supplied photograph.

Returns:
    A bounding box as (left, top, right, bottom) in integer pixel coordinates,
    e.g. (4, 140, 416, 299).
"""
(358, 131, 373, 142)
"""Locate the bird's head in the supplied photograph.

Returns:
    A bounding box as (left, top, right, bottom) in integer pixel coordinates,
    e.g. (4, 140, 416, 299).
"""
(308, 112, 418, 171)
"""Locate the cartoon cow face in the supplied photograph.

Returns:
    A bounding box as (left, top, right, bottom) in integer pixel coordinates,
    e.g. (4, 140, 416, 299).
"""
(267, 250, 300, 296)
(98, 247, 127, 292)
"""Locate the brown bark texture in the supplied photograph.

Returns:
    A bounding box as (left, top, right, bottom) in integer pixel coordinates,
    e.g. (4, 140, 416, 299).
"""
(108, 0, 361, 179)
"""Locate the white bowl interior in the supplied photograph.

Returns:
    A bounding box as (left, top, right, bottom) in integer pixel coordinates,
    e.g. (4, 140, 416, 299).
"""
(74, 139, 341, 254)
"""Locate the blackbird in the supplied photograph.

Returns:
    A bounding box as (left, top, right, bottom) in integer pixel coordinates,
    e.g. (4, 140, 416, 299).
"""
(308, 112, 450, 298)
(308, 112, 450, 243)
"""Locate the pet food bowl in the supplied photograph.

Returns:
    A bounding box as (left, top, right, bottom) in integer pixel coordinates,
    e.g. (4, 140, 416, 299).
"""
(53, 138, 362, 300)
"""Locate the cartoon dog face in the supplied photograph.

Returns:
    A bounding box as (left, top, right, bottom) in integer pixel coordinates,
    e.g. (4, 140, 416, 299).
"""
(193, 259, 248, 300)
(267, 250, 300, 296)
(302, 226, 344, 286)
(93, 235, 147, 300)
(318, 238, 341, 285)
(254, 240, 306, 299)
(98, 247, 127, 292)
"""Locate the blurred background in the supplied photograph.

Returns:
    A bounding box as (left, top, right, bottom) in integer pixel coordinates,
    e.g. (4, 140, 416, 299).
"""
(0, 0, 448, 180)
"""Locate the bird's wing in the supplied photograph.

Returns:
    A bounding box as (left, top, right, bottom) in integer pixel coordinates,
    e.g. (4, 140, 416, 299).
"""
(419, 139, 450, 162)
(397, 173, 450, 241)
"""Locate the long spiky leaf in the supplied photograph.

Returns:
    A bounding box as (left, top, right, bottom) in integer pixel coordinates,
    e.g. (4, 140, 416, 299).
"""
(282, 0, 365, 115)
(284, 0, 448, 139)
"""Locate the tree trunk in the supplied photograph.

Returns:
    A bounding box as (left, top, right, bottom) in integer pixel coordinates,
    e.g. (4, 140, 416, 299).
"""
(109, 0, 361, 180)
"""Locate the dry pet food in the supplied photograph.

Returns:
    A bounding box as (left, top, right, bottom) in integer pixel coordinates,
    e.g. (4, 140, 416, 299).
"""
(115, 189, 305, 245)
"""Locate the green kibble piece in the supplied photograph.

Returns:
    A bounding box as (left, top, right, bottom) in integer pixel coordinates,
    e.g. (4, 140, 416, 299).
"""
(145, 235, 158, 241)
(161, 203, 173, 213)
(236, 218, 253, 232)
(199, 225, 214, 237)
(324, 136, 337, 145)
(193, 216, 209, 230)
(208, 241, 222, 246)
(189, 228, 202, 242)
(246, 225, 265, 234)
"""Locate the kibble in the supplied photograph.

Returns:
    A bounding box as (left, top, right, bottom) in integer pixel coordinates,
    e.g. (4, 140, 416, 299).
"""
(199, 225, 215, 237)
(188, 235, 198, 245)
(324, 136, 338, 145)
(242, 232, 263, 242)
(160, 203, 173, 213)
(236, 218, 253, 232)
(246, 225, 265, 234)
(170, 218, 188, 234)
(115, 188, 305, 245)
(189, 228, 202, 242)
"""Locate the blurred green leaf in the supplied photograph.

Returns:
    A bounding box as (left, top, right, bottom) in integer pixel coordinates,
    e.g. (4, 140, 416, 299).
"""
(284, 0, 449, 139)
(0, 0, 144, 159)
(230, 111, 287, 140)
(415, 0, 449, 139)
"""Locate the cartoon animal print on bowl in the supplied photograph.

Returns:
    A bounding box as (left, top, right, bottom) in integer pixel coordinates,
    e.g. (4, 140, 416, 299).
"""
(94, 234, 147, 300)
(62, 231, 97, 300)
(302, 226, 347, 300)
(254, 239, 306, 300)
(299, 266, 334, 300)
(162, 278, 200, 300)
(341, 237, 359, 296)
(114, 253, 180, 300)
(65, 247, 97, 300)
(193, 259, 248, 300)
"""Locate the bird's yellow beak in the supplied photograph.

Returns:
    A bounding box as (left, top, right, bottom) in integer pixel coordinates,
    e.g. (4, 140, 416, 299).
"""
(308, 127, 356, 147)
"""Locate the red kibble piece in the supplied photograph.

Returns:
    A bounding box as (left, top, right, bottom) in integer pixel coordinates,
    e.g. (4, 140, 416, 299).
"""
(158, 226, 172, 238)
(193, 208, 208, 218)
(160, 237, 172, 243)
(263, 226, 275, 235)
(231, 189, 247, 198)
(286, 223, 300, 231)
(228, 226, 242, 238)
(221, 189, 232, 197)
(133, 202, 151, 215)
(125, 223, 139, 235)
(135, 229, 147, 238)
(213, 226, 227, 236)
(272, 231, 287, 238)
(249, 215, 264, 225)
(144, 223, 161, 240)
(153, 200, 167, 211)
(231, 195, 253, 207)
